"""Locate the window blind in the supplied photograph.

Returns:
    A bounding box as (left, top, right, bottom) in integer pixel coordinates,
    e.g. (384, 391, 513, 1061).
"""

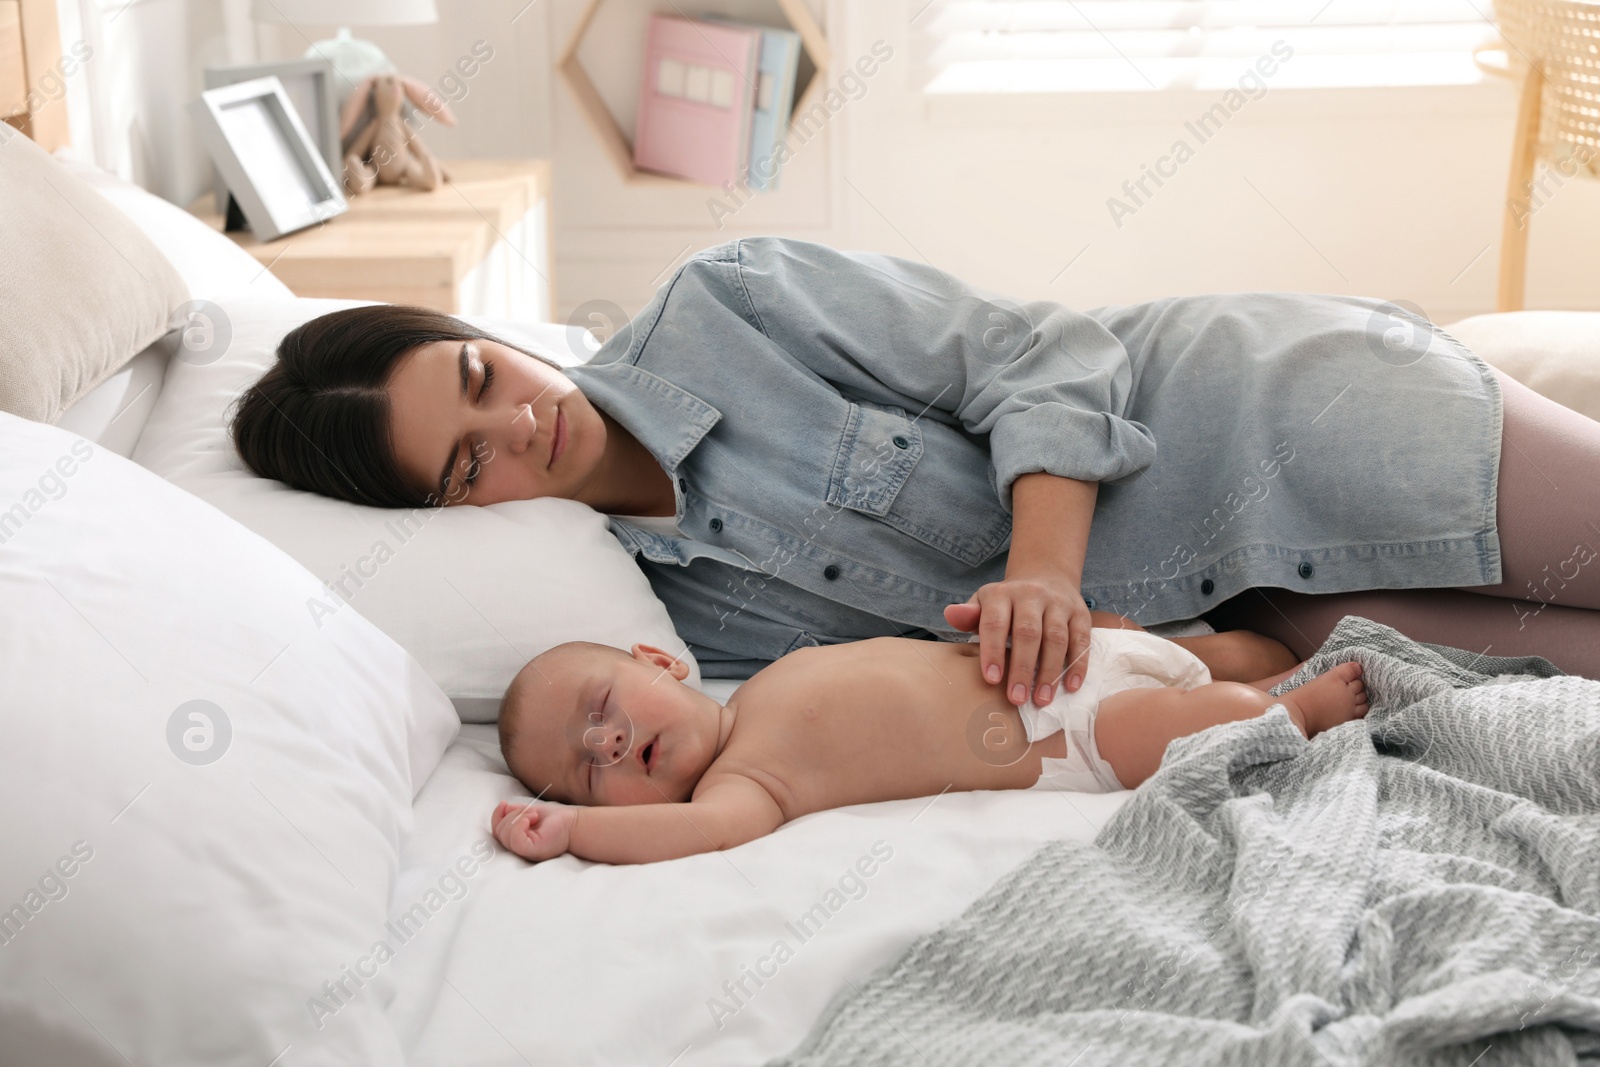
(916, 0, 1496, 92)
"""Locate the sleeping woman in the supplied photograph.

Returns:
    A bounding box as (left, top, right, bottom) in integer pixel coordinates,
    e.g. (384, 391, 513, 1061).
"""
(228, 236, 1600, 695)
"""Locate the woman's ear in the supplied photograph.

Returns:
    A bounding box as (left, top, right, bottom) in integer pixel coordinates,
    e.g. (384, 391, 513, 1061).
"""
(630, 643, 689, 680)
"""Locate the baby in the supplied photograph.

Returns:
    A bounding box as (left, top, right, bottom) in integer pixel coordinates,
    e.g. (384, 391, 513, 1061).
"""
(491, 624, 1367, 865)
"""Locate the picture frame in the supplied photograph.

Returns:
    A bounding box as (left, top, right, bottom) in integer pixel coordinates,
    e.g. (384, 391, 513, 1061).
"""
(203, 58, 341, 228)
(188, 77, 348, 242)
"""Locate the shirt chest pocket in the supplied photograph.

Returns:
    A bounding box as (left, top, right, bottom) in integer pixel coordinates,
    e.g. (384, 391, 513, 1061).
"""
(824, 401, 1012, 569)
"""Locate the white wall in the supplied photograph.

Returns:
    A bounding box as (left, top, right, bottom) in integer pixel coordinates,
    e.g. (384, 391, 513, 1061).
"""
(69, 0, 1600, 325)
(835, 4, 1540, 327)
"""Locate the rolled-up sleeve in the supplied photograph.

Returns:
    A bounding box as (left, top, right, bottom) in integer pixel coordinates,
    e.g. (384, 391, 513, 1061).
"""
(730, 236, 1158, 511)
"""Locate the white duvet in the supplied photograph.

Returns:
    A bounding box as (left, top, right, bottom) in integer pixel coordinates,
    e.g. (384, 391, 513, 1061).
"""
(386, 680, 1130, 1066)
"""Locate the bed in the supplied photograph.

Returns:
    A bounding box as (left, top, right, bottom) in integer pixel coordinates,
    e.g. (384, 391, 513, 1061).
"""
(0, 135, 1131, 1063)
(5, 15, 1600, 1063)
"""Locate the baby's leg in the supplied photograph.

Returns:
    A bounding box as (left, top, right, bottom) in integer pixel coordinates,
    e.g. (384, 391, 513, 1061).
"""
(1247, 661, 1307, 692)
(1092, 662, 1369, 789)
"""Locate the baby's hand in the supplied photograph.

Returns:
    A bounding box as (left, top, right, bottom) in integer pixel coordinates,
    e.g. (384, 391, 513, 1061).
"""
(491, 798, 576, 862)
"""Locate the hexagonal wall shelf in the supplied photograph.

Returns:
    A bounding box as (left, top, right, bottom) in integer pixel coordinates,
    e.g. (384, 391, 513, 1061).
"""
(557, 0, 830, 187)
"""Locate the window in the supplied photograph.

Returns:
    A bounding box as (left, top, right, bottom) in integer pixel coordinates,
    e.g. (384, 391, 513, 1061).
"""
(915, 0, 1498, 93)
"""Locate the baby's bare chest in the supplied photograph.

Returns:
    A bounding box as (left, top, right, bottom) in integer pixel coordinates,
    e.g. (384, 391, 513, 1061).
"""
(717, 641, 1034, 811)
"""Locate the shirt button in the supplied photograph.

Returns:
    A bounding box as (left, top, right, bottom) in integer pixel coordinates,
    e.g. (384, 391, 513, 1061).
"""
(1200, 579, 1214, 595)
(892, 435, 910, 450)
(677, 477, 687, 493)
(823, 564, 840, 581)
(1082, 594, 1097, 609)
(709, 517, 723, 532)
(1298, 562, 1315, 579)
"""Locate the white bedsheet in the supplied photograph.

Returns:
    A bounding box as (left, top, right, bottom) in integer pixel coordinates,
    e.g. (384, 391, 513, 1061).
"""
(386, 679, 1131, 1066)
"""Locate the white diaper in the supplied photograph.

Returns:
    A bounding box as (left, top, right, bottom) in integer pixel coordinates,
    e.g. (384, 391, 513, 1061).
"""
(972, 627, 1212, 793)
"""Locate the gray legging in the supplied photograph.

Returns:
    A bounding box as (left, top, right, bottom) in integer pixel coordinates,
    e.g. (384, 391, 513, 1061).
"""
(1203, 364, 1600, 679)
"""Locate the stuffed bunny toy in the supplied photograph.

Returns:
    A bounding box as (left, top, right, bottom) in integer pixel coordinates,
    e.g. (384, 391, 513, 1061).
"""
(339, 74, 458, 194)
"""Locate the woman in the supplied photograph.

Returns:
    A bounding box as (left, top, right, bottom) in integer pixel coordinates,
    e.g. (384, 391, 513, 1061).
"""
(232, 237, 1600, 704)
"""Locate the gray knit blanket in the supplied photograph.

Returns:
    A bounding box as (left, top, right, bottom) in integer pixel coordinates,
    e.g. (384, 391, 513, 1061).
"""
(770, 615, 1600, 1067)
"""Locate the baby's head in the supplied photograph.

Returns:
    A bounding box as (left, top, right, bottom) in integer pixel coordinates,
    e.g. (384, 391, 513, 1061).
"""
(498, 641, 725, 808)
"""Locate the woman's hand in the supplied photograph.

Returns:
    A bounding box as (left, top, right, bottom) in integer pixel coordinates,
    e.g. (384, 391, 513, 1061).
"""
(944, 568, 1092, 708)
(949, 472, 1100, 707)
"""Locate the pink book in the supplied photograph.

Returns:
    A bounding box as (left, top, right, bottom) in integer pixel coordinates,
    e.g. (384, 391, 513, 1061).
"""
(633, 14, 761, 186)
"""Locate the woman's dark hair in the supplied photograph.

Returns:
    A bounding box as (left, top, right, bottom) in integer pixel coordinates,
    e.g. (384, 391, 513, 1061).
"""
(230, 304, 560, 509)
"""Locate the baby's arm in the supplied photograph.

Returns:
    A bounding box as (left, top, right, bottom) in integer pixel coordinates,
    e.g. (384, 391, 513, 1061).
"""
(492, 774, 785, 865)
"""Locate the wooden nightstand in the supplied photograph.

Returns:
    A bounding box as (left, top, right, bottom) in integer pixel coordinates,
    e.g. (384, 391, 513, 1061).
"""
(190, 160, 553, 320)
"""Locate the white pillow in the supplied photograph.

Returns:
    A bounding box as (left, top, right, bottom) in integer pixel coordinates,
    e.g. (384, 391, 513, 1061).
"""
(132, 296, 699, 721)
(0, 412, 458, 1065)
(1442, 311, 1600, 424)
(53, 149, 295, 302)
(55, 339, 174, 458)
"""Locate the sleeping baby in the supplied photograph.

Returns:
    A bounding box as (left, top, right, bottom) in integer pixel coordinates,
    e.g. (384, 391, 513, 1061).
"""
(490, 624, 1367, 865)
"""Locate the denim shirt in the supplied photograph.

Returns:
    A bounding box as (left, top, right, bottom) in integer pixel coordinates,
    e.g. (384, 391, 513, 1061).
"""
(566, 238, 1503, 678)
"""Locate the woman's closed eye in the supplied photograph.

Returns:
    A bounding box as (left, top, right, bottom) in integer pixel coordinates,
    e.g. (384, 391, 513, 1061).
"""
(439, 350, 498, 500)
(461, 361, 498, 488)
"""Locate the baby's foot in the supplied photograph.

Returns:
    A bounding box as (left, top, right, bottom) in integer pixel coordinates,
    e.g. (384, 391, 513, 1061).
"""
(1277, 661, 1368, 738)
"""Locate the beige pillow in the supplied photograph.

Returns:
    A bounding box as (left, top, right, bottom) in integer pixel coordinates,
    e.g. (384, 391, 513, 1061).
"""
(1442, 311, 1600, 425)
(0, 129, 188, 423)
